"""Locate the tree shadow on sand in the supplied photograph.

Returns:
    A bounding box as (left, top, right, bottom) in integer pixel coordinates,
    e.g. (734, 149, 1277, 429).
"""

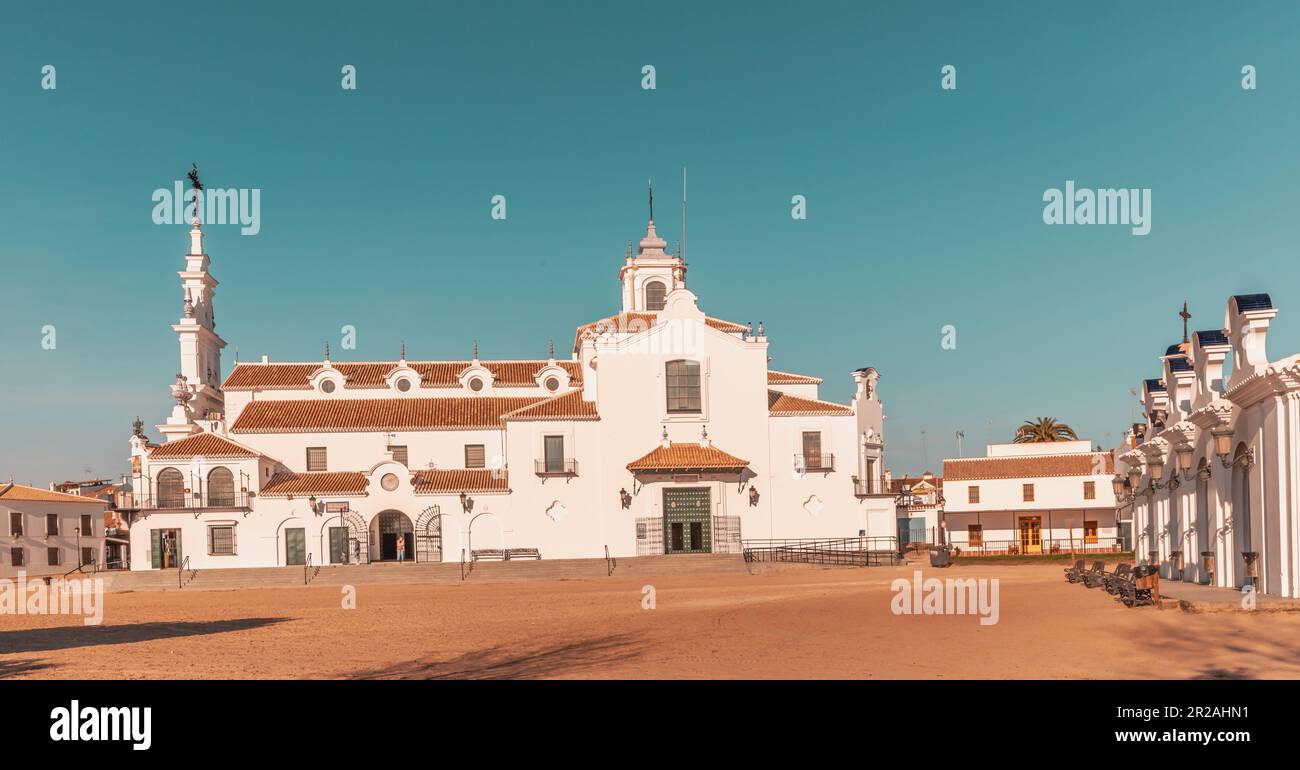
(347, 634, 645, 679)
(0, 617, 290, 655)
(1132, 616, 1300, 679)
(0, 658, 56, 679)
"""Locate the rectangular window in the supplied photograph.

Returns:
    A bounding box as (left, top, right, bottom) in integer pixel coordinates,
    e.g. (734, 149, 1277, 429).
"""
(1022, 483, 1035, 502)
(81, 547, 95, 567)
(968, 524, 983, 547)
(46, 514, 59, 536)
(47, 547, 62, 566)
(1083, 480, 1096, 500)
(802, 431, 823, 468)
(389, 445, 408, 467)
(968, 485, 980, 504)
(665, 360, 702, 413)
(208, 525, 236, 556)
(1084, 521, 1098, 544)
(10, 548, 24, 567)
(543, 436, 565, 473)
(81, 514, 93, 535)
(465, 444, 486, 469)
(306, 447, 327, 472)
(9, 512, 22, 536)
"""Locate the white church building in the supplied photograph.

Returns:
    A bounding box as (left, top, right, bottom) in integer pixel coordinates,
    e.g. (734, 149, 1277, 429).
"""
(125, 210, 896, 570)
(1116, 294, 1300, 598)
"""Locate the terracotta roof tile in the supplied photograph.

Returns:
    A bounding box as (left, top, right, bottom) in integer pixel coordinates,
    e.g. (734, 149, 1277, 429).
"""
(767, 391, 853, 416)
(231, 397, 545, 433)
(260, 472, 369, 497)
(0, 482, 110, 505)
(223, 360, 582, 391)
(412, 469, 509, 494)
(148, 432, 262, 459)
(768, 370, 823, 385)
(943, 452, 1115, 481)
(501, 390, 599, 421)
(627, 442, 749, 471)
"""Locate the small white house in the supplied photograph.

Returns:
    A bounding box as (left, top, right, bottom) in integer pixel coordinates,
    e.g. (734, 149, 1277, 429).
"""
(0, 482, 108, 578)
(942, 441, 1120, 555)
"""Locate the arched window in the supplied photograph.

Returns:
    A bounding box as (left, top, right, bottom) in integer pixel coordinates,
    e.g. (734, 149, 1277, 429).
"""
(157, 468, 186, 509)
(644, 280, 667, 311)
(665, 359, 702, 414)
(207, 467, 235, 507)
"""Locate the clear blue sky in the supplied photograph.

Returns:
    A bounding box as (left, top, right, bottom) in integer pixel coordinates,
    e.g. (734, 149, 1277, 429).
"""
(2, 1, 1298, 485)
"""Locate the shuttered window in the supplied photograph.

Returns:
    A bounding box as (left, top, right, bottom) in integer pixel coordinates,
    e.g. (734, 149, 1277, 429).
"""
(390, 446, 409, 466)
(208, 525, 236, 555)
(47, 547, 62, 566)
(465, 445, 486, 469)
(306, 447, 327, 472)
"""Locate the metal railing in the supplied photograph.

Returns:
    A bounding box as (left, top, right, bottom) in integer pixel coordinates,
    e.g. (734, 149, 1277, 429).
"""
(605, 544, 617, 576)
(954, 536, 1126, 556)
(178, 555, 190, 589)
(742, 536, 899, 567)
(794, 454, 835, 472)
(534, 458, 578, 476)
(139, 491, 252, 511)
(304, 553, 313, 585)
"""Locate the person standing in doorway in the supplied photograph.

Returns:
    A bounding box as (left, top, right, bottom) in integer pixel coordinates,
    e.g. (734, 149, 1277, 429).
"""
(396, 533, 406, 563)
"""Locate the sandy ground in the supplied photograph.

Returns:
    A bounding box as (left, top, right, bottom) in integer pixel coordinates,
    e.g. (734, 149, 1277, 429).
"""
(3, 562, 1300, 679)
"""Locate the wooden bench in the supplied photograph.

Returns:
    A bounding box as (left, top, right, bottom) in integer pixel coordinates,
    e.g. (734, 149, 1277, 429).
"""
(505, 548, 541, 561)
(471, 549, 506, 562)
(1081, 561, 1109, 588)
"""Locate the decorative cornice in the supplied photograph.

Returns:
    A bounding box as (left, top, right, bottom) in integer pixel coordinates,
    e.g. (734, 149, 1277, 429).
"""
(1225, 356, 1300, 410)
(1187, 400, 1234, 431)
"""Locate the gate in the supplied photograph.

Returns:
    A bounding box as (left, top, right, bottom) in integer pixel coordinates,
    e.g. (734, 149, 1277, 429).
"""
(415, 506, 443, 563)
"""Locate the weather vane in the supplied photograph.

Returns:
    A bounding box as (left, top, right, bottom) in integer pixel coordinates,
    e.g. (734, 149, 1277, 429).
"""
(187, 163, 204, 220)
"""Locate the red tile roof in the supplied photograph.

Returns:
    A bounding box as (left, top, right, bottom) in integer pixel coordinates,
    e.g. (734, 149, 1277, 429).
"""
(231, 396, 547, 433)
(260, 472, 369, 497)
(501, 390, 599, 421)
(148, 432, 262, 459)
(943, 452, 1116, 481)
(412, 469, 510, 494)
(768, 370, 823, 385)
(627, 442, 750, 471)
(223, 360, 583, 391)
(0, 482, 110, 505)
(767, 391, 853, 416)
(573, 312, 749, 350)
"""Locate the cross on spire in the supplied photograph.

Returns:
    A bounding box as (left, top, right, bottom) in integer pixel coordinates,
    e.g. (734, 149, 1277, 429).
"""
(648, 178, 654, 221)
(1179, 301, 1191, 344)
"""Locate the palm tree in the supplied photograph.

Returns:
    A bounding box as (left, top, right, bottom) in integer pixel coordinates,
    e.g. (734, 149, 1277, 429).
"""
(1013, 417, 1079, 443)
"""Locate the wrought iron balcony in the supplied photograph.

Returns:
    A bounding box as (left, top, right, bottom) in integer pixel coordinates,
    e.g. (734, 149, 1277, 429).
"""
(534, 458, 578, 477)
(138, 491, 252, 511)
(795, 453, 835, 472)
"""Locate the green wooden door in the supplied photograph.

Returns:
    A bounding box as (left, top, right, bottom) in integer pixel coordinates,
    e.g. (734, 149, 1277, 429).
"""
(663, 488, 711, 554)
(285, 528, 306, 566)
(329, 527, 349, 564)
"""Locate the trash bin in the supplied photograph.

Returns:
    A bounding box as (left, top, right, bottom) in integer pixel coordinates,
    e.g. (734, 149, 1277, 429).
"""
(1134, 564, 1160, 604)
(929, 546, 952, 568)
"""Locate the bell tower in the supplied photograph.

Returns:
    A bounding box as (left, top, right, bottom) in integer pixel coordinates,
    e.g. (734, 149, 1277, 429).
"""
(619, 181, 687, 313)
(158, 216, 227, 441)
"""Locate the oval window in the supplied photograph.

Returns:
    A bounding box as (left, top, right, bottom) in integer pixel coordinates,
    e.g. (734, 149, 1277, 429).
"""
(396, 378, 411, 392)
(380, 473, 400, 492)
(545, 376, 560, 392)
(320, 380, 336, 394)
(468, 377, 484, 392)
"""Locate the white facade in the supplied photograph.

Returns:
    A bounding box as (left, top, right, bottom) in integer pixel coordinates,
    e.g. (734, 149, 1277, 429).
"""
(1118, 293, 1300, 597)
(0, 483, 108, 578)
(125, 214, 896, 571)
(942, 441, 1120, 554)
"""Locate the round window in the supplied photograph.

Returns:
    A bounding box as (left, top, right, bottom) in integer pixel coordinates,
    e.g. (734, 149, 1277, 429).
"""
(545, 376, 560, 392)
(468, 377, 484, 392)
(320, 380, 336, 394)
(380, 473, 400, 492)
(396, 378, 411, 392)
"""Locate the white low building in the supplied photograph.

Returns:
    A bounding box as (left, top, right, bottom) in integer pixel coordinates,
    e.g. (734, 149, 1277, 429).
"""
(124, 212, 897, 571)
(1, 482, 108, 578)
(1117, 293, 1300, 597)
(942, 441, 1120, 555)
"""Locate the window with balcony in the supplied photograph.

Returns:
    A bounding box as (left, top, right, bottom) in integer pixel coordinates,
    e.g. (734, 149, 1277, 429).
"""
(665, 359, 702, 414)
(801, 431, 824, 470)
(537, 435, 576, 475)
(208, 467, 235, 507)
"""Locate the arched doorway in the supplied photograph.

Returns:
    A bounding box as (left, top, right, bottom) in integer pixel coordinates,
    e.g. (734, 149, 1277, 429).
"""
(414, 506, 443, 563)
(468, 512, 503, 554)
(371, 510, 414, 562)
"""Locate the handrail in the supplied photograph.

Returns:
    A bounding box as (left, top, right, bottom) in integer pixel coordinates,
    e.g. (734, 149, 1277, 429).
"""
(304, 553, 313, 585)
(741, 536, 900, 567)
(178, 555, 190, 589)
(460, 548, 466, 581)
(605, 544, 616, 576)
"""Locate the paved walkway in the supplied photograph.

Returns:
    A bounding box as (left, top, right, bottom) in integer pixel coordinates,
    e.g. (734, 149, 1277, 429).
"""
(1159, 579, 1300, 612)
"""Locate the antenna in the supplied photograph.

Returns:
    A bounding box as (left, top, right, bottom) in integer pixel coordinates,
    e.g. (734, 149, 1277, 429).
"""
(681, 166, 687, 263)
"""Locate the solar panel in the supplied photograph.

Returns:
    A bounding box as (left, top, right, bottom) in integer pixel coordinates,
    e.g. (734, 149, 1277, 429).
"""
(1233, 293, 1273, 311)
(1195, 329, 1229, 346)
